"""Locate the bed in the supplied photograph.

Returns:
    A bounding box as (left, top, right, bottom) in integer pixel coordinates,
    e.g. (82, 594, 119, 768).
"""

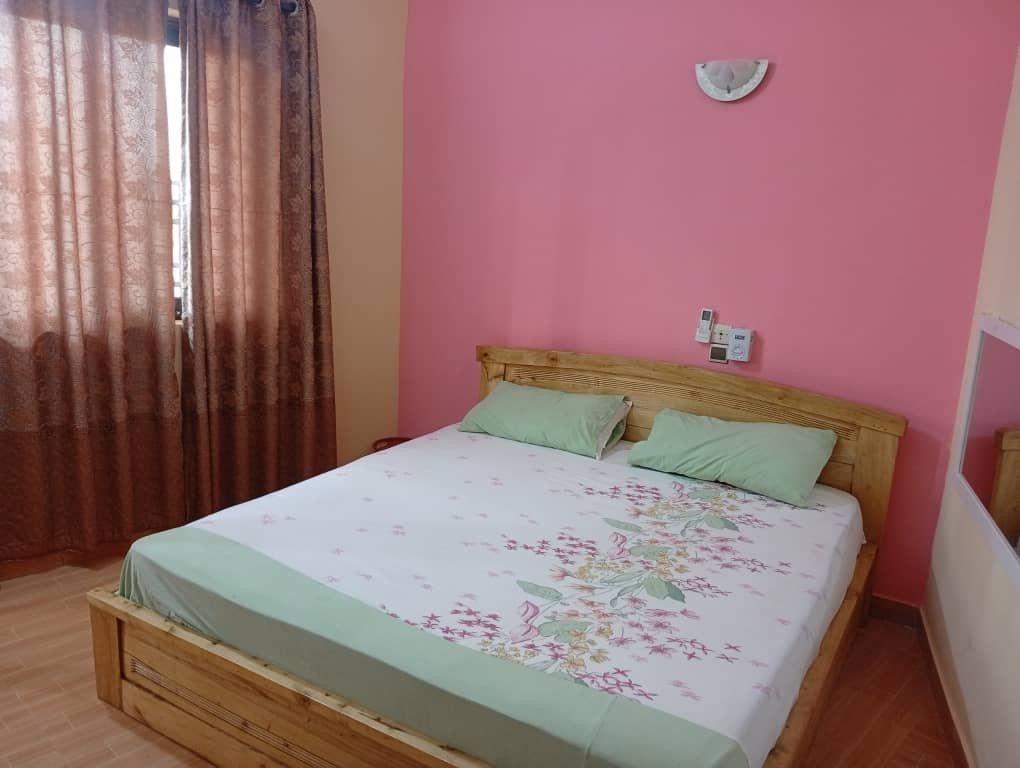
(88, 346, 907, 768)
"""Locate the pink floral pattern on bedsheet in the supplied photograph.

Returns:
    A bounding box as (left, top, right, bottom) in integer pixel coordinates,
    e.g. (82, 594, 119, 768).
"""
(195, 426, 864, 768)
(384, 479, 791, 703)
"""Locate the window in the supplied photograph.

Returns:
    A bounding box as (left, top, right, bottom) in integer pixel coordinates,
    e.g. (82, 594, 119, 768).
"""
(165, 25, 183, 319)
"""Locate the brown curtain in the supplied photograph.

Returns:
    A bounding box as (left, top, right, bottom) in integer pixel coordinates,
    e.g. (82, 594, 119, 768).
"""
(0, 0, 185, 565)
(180, 0, 336, 519)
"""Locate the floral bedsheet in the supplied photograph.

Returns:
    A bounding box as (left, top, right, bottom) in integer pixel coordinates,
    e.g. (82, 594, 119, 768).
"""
(194, 426, 863, 768)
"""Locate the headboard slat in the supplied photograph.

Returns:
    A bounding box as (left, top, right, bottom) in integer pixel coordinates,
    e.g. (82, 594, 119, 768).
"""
(506, 365, 860, 467)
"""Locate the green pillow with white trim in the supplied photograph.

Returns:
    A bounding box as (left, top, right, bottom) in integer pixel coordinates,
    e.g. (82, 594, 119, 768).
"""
(460, 381, 631, 459)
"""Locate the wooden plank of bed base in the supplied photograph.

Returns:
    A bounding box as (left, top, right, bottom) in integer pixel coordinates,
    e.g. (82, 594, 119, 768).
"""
(86, 544, 876, 768)
(86, 589, 485, 768)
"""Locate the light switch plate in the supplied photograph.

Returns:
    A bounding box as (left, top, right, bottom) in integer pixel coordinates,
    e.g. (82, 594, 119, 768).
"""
(711, 324, 731, 345)
(727, 328, 754, 362)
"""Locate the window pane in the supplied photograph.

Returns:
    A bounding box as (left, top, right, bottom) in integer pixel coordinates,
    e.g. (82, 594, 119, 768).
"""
(165, 43, 183, 307)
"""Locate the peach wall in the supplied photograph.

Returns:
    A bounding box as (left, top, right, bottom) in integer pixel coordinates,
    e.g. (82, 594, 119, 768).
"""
(925, 49, 1020, 768)
(316, 0, 407, 463)
(399, 0, 1020, 602)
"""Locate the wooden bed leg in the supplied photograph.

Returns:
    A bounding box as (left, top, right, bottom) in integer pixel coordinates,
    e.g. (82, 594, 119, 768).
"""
(90, 603, 122, 708)
(858, 560, 878, 627)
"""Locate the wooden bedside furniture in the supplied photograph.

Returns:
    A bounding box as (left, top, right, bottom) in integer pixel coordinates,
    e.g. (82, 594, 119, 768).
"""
(372, 436, 410, 453)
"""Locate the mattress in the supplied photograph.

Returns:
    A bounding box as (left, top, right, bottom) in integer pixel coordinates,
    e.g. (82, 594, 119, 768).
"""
(120, 426, 864, 768)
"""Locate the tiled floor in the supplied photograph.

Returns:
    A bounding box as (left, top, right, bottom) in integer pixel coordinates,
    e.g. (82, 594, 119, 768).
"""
(0, 561, 960, 767)
(0, 560, 208, 768)
(807, 619, 961, 767)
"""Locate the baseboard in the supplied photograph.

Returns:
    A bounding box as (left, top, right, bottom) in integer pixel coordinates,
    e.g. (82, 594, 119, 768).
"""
(918, 612, 974, 768)
(868, 595, 922, 628)
(0, 535, 147, 582)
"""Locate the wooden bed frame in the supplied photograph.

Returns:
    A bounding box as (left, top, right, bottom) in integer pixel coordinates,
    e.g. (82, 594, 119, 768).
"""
(88, 346, 907, 768)
(990, 426, 1020, 546)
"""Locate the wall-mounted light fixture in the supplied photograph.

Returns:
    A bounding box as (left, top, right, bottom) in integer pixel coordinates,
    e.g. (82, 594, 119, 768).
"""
(695, 59, 768, 101)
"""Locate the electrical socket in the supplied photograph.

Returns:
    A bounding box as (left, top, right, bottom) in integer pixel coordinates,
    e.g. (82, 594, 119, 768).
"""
(711, 324, 730, 345)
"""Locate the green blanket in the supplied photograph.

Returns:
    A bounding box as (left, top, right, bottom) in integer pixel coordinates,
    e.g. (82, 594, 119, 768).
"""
(120, 527, 748, 768)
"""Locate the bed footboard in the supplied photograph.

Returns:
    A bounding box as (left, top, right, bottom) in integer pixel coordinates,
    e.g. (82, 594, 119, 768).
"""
(86, 589, 485, 768)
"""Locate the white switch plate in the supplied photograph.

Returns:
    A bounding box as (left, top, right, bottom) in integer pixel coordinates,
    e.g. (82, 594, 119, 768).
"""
(727, 328, 754, 362)
(711, 324, 731, 345)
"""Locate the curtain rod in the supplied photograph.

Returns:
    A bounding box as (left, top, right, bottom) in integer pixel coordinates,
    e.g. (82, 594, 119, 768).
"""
(167, 1, 302, 18)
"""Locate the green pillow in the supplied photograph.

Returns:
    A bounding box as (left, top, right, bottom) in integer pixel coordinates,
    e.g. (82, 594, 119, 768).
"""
(460, 382, 631, 459)
(627, 409, 837, 506)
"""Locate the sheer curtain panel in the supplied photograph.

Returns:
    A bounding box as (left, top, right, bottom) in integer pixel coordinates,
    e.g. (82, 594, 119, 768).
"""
(0, 0, 185, 572)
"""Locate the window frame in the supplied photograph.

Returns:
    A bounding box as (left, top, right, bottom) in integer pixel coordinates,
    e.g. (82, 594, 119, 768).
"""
(167, 15, 182, 320)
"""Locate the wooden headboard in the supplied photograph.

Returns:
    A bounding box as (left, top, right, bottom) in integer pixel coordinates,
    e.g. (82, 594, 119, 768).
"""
(477, 346, 907, 543)
(991, 427, 1020, 546)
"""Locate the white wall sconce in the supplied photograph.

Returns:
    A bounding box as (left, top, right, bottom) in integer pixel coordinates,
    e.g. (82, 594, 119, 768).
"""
(695, 59, 769, 101)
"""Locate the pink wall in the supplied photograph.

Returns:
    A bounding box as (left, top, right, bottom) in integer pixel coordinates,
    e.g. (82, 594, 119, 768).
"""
(962, 334, 1020, 508)
(400, 0, 1020, 604)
